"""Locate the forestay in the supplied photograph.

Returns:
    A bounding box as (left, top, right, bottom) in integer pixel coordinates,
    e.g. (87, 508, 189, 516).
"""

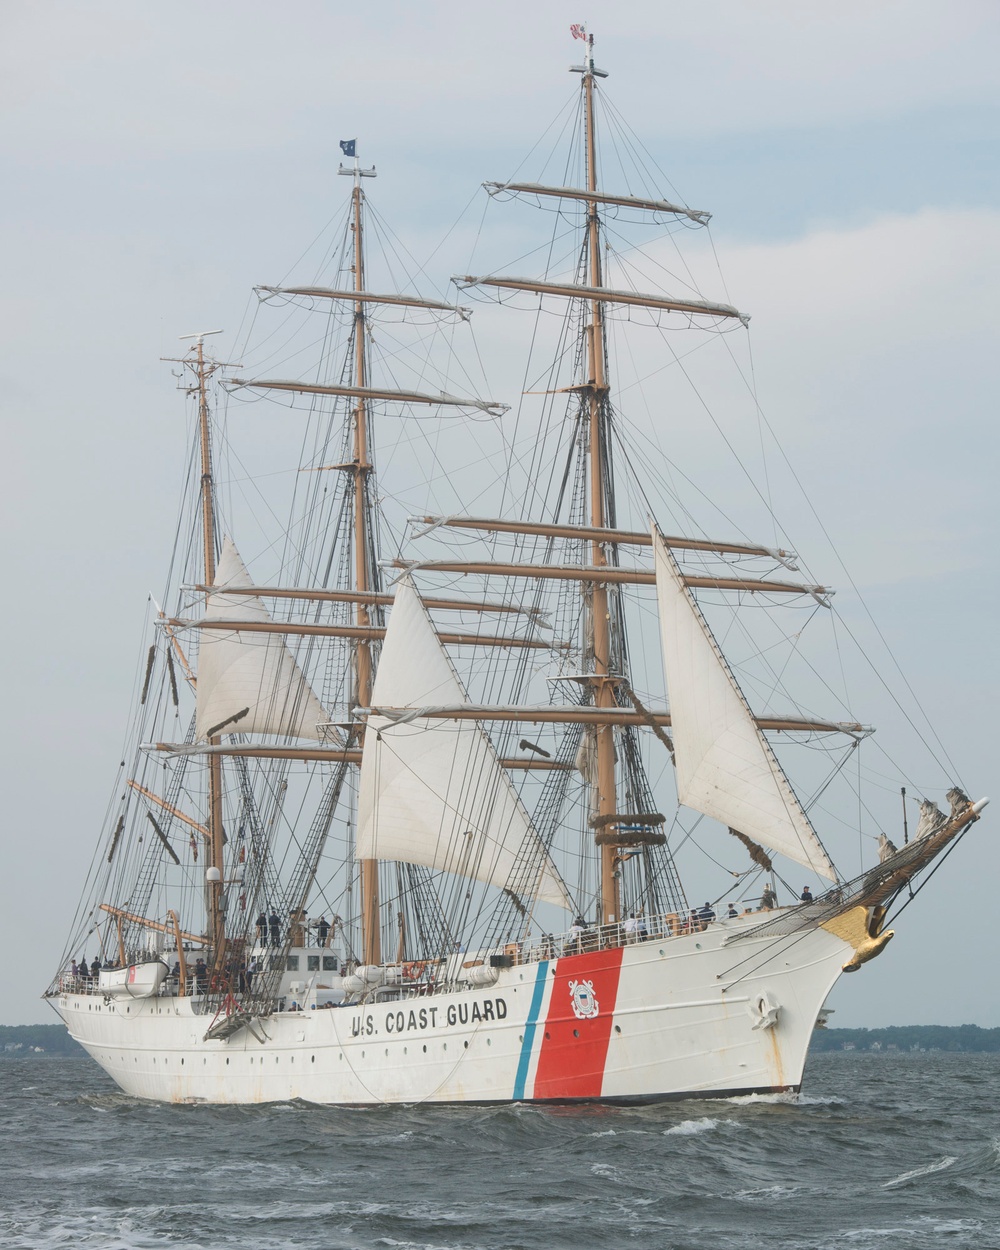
(356, 578, 572, 910)
(652, 526, 837, 881)
(195, 538, 329, 742)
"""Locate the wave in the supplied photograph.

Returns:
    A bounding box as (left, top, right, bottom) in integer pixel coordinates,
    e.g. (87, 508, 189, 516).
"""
(723, 1091, 843, 1107)
(882, 1156, 957, 1188)
(665, 1116, 728, 1136)
(731, 1184, 802, 1202)
(724, 1091, 800, 1106)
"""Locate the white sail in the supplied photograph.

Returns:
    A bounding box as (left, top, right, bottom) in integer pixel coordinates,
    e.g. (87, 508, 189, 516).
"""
(652, 526, 837, 881)
(195, 538, 328, 742)
(356, 578, 572, 911)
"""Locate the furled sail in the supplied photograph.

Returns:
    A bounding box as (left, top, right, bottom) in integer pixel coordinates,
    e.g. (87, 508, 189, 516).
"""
(195, 538, 328, 742)
(652, 526, 837, 881)
(356, 578, 572, 910)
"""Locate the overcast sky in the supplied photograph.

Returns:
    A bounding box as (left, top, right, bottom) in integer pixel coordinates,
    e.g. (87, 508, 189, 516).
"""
(2, 1, 997, 1029)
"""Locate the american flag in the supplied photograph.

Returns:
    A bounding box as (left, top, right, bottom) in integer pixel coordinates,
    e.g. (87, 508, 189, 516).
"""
(570, 23, 587, 41)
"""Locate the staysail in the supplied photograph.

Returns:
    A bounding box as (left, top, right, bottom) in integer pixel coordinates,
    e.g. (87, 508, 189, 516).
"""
(195, 537, 328, 742)
(356, 578, 572, 910)
(652, 526, 837, 880)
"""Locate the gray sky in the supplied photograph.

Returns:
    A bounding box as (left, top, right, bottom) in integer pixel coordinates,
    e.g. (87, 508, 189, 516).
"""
(2, 1, 997, 1028)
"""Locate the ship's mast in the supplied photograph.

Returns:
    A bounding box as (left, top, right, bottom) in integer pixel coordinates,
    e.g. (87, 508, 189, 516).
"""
(343, 149, 382, 966)
(193, 332, 226, 957)
(580, 36, 619, 926)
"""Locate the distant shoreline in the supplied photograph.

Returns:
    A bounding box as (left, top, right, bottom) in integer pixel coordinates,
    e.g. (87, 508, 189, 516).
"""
(809, 1023, 1000, 1053)
(5, 1021, 1000, 1058)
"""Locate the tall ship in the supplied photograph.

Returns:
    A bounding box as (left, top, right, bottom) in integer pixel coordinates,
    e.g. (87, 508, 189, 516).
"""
(48, 31, 986, 1105)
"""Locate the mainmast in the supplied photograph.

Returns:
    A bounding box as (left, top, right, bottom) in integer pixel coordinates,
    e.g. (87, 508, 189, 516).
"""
(579, 35, 619, 926)
(341, 147, 382, 966)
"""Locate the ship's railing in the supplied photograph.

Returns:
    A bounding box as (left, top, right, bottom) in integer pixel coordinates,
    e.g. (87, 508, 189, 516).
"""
(55, 970, 262, 999)
(57, 903, 800, 999)
(510, 908, 736, 966)
(454, 904, 778, 977)
(54, 970, 208, 998)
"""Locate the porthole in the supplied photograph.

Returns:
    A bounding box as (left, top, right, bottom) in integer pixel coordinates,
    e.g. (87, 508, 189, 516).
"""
(225, 1058, 229, 1066)
(311, 1055, 315, 1064)
(487, 1038, 492, 1046)
(544, 1031, 551, 1040)
(573, 1029, 579, 1038)
(464, 1041, 469, 1049)
(422, 1045, 427, 1053)
(614, 1025, 622, 1035)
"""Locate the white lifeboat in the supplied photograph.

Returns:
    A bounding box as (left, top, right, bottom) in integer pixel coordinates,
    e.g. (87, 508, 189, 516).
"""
(97, 961, 168, 999)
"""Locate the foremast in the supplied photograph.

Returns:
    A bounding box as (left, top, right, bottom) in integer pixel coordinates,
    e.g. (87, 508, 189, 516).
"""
(342, 149, 382, 967)
(578, 34, 619, 925)
(172, 330, 228, 959)
(447, 30, 746, 929)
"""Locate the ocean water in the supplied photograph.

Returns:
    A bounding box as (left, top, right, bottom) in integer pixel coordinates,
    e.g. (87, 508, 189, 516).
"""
(2, 1052, 998, 1249)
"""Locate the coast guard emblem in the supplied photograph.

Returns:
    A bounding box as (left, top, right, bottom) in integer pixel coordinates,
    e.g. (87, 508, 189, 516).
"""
(568, 978, 599, 1020)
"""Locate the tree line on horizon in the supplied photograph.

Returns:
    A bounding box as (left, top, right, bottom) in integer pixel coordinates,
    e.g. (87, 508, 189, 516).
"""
(810, 1023, 1000, 1052)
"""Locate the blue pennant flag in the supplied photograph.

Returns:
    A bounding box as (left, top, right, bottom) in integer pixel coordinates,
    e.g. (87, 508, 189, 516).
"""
(339, 139, 356, 158)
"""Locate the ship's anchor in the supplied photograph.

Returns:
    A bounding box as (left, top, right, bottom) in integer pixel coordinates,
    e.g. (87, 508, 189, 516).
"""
(748, 990, 780, 1030)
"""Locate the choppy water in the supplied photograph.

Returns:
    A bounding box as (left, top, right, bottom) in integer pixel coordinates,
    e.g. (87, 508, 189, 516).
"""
(2, 1052, 998, 1249)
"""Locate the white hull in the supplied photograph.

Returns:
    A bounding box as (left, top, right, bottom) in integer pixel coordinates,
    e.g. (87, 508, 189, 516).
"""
(54, 916, 853, 1105)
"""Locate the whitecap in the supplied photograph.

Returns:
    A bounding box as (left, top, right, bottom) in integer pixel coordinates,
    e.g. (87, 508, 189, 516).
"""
(724, 1091, 800, 1105)
(732, 1184, 801, 1201)
(835, 1227, 909, 1240)
(665, 1116, 721, 1135)
(723, 1091, 842, 1107)
(881, 1156, 957, 1188)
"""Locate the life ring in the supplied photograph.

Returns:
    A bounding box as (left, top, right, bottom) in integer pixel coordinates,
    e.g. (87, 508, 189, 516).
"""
(402, 961, 424, 981)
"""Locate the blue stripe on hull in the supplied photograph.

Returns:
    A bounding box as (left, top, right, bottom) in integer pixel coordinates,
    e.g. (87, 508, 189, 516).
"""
(512, 959, 549, 1100)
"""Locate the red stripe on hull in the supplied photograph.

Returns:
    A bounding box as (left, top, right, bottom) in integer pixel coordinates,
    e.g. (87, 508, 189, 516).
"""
(532, 947, 625, 1099)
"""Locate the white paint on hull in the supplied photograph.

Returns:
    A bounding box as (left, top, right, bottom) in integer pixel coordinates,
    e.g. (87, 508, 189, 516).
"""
(53, 920, 852, 1105)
